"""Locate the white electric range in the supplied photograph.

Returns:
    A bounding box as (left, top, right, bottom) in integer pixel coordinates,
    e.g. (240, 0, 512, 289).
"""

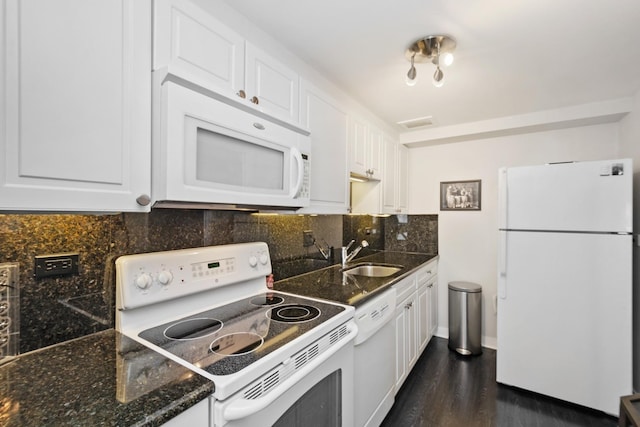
(115, 242, 356, 426)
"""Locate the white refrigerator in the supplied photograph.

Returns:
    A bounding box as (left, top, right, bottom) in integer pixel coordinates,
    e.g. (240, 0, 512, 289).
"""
(497, 159, 633, 416)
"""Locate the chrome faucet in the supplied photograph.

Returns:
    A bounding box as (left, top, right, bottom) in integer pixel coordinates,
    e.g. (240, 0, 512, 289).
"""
(341, 239, 369, 267)
(313, 238, 332, 261)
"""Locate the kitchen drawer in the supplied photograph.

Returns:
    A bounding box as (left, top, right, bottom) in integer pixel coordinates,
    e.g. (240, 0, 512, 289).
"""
(393, 275, 416, 304)
(417, 260, 438, 284)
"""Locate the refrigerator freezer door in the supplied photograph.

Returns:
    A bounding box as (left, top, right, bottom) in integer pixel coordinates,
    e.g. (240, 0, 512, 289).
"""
(501, 159, 632, 233)
(497, 231, 632, 415)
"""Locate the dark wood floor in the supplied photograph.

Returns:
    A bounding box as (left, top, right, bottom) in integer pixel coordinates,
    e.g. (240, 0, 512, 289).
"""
(381, 337, 618, 427)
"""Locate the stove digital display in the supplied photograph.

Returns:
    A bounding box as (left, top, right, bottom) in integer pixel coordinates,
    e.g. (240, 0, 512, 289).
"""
(208, 261, 221, 269)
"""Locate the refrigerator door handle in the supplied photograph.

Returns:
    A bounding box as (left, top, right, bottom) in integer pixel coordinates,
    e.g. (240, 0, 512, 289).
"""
(498, 167, 508, 299)
(498, 167, 508, 230)
(498, 230, 507, 299)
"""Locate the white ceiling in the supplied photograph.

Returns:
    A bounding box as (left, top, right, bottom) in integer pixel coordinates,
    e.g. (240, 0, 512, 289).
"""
(220, 0, 640, 131)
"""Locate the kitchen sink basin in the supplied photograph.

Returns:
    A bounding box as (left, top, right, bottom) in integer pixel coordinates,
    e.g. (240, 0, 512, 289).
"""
(343, 263, 403, 278)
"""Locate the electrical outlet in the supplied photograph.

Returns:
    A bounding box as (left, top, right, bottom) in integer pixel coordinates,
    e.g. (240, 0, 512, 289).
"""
(303, 230, 314, 247)
(34, 253, 79, 278)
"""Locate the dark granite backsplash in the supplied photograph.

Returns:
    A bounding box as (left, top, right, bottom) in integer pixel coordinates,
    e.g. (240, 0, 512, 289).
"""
(0, 211, 437, 354)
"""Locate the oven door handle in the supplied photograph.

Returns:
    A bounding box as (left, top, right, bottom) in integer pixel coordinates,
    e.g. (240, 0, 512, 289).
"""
(223, 322, 357, 421)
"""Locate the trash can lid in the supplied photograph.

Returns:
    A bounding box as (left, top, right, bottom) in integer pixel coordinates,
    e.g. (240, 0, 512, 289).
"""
(448, 281, 482, 293)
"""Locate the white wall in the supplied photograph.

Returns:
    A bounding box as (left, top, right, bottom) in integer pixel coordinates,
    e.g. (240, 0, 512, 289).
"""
(408, 123, 621, 348)
(619, 90, 640, 391)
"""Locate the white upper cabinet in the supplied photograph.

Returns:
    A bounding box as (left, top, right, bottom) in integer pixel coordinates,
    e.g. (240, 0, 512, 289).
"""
(0, 0, 152, 212)
(154, 0, 300, 125)
(154, 0, 245, 98)
(245, 42, 300, 124)
(398, 144, 409, 211)
(382, 138, 409, 214)
(349, 117, 382, 180)
(297, 80, 349, 213)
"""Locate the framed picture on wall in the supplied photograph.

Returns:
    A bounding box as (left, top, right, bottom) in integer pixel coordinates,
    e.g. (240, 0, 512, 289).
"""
(440, 180, 481, 211)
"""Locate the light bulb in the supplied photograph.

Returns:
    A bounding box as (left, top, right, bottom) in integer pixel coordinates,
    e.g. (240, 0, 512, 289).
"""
(433, 66, 444, 87)
(441, 52, 454, 67)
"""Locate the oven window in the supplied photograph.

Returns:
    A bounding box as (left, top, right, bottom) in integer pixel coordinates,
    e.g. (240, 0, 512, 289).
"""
(196, 127, 285, 190)
(273, 370, 342, 427)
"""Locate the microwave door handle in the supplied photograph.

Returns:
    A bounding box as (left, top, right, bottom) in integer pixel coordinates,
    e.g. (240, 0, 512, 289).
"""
(290, 147, 304, 197)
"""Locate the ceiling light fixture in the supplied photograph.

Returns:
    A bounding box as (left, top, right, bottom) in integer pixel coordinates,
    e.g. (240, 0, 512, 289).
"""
(405, 35, 456, 88)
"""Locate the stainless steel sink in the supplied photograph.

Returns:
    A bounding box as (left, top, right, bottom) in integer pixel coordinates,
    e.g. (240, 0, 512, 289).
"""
(343, 263, 403, 278)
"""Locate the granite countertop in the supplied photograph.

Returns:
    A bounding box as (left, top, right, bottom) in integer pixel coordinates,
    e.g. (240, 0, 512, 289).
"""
(0, 329, 213, 427)
(274, 251, 438, 306)
(0, 250, 436, 426)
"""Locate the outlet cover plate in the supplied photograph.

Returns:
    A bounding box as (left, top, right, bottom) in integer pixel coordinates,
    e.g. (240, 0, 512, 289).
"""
(34, 253, 79, 278)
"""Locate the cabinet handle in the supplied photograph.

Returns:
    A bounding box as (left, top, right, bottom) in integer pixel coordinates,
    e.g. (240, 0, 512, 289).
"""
(136, 194, 151, 206)
(237, 90, 246, 99)
(427, 284, 433, 288)
(251, 96, 259, 105)
(405, 302, 413, 309)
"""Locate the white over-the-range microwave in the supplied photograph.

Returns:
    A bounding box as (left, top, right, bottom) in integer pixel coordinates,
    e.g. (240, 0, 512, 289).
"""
(151, 77, 311, 210)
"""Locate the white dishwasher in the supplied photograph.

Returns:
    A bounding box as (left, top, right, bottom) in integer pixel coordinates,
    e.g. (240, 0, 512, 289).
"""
(353, 288, 397, 427)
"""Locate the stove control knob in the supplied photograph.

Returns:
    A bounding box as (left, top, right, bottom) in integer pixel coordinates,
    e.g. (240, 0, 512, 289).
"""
(259, 253, 268, 265)
(248, 256, 258, 267)
(158, 270, 173, 286)
(135, 273, 152, 290)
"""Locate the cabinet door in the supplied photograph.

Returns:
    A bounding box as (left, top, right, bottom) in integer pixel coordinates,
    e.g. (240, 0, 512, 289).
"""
(406, 294, 418, 370)
(349, 116, 369, 177)
(298, 80, 349, 213)
(368, 127, 383, 180)
(428, 277, 438, 337)
(245, 42, 299, 124)
(382, 138, 398, 213)
(154, 0, 245, 99)
(1, 0, 151, 212)
(417, 282, 429, 353)
(418, 275, 438, 352)
(382, 138, 409, 214)
(397, 144, 409, 212)
(394, 305, 408, 391)
(395, 293, 417, 391)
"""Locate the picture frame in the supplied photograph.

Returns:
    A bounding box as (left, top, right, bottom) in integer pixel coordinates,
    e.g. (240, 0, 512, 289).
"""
(440, 180, 481, 211)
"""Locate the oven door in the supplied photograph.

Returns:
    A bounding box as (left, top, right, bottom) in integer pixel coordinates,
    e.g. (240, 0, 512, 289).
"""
(154, 81, 310, 208)
(213, 323, 355, 427)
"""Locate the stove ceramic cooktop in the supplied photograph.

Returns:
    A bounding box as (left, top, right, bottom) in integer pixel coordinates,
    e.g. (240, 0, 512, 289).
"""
(138, 291, 346, 376)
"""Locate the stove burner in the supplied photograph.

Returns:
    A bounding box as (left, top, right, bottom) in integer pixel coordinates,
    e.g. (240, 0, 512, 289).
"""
(269, 304, 321, 323)
(210, 332, 263, 356)
(164, 318, 223, 341)
(250, 294, 284, 306)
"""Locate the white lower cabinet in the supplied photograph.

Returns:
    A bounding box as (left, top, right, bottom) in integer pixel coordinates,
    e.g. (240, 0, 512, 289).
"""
(393, 259, 438, 392)
(0, 0, 152, 212)
(394, 276, 417, 391)
(417, 262, 438, 355)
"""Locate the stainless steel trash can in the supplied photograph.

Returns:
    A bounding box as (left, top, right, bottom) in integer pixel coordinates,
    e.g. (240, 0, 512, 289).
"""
(448, 281, 482, 355)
